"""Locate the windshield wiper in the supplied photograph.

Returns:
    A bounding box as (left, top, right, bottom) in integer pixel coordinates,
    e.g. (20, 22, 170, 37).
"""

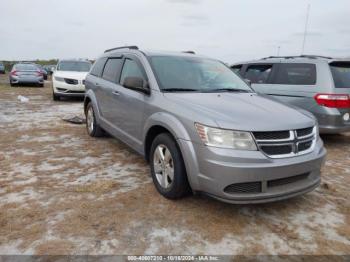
(205, 88, 251, 93)
(162, 88, 199, 92)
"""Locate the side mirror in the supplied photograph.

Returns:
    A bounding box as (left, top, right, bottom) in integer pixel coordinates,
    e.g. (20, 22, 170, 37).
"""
(123, 77, 150, 94)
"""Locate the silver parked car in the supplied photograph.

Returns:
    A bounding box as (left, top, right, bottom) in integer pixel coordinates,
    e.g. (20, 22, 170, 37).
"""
(9, 63, 44, 87)
(231, 55, 350, 134)
(84, 46, 326, 204)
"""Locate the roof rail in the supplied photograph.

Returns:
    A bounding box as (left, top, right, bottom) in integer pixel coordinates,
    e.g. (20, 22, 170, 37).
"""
(261, 56, 299, 60)
(182, 51, 196, 54)
(104, 45, 139, 53)
(300, 54, 333, 59)
(261, 55, 333, 60)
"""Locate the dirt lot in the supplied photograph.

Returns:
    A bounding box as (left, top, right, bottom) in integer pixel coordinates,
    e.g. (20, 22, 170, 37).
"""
(0, 73, 349, 255)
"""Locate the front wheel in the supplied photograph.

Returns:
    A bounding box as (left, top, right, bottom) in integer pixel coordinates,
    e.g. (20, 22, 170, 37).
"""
(52, 92, 60, 101)
(150, 133, 191, 199)
(85, 102, 104, 137)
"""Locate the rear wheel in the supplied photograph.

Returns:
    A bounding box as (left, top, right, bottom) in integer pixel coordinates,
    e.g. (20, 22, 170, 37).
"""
(150, 133, 191, 199)
(86, 102, 104, 137)
(39, 83, 44, 87)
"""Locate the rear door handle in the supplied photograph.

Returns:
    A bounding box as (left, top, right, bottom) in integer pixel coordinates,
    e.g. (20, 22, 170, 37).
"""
(95, 82, 100, 87)
(113, 91, 120, 96)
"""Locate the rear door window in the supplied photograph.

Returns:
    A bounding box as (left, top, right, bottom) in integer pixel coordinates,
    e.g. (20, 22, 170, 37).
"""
(245, 64, 273, 84)
(90, 58, 107, 77)
(274, 63, 316, 85)
(102, 58, 123, 83)
(330, 62, 350, 88)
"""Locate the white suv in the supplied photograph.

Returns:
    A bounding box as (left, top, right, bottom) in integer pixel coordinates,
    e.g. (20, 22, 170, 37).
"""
(52, 59, 92, 100)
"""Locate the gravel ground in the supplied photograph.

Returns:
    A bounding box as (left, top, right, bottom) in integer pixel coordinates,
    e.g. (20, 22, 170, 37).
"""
(0, 74, 349, 255)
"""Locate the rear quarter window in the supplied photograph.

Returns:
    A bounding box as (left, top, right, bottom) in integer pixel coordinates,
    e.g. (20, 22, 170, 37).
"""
(330, 62, 350, 88)
(245, 64, 272, 84)
(231, 64, 243, 75)
(90, 58, 107, 77)
(274, 63, 316, 85)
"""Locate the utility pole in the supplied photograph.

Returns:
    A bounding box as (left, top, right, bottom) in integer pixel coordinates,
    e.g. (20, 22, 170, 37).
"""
(277, 46, 281, 56)
(301, 4, 311, 54)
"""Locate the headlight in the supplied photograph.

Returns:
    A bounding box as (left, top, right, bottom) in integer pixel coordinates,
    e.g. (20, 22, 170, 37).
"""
(54, 76, 64, 82)
(195, 123, 257, 150)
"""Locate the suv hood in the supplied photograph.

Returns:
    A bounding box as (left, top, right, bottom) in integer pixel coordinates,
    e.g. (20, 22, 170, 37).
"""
(164, 92, 315, 131)
(54, 71, 88, 80)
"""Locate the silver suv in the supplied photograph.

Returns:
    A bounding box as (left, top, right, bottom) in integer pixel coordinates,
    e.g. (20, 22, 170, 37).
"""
(84, 46, 326, 204)
(231, 55, 350, 134)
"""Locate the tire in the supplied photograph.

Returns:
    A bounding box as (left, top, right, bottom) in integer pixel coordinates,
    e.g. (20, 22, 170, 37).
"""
(53, 92, 60, 101)
(39, 83, 44, 87)
(150, 133, 191, 199)
(85, 102, 104, 137)
(10, 82, 14, 87)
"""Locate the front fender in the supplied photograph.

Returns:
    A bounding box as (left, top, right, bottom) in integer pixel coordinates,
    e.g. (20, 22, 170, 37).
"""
(143, 112, 201, 190)
(143, 112, 191, 141)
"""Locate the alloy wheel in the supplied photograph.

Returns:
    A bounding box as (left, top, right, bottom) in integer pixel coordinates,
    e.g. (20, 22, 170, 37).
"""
(153, 144, 174, 189)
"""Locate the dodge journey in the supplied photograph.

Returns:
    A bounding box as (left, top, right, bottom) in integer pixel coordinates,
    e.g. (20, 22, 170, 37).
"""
(84, 46, 326, 204)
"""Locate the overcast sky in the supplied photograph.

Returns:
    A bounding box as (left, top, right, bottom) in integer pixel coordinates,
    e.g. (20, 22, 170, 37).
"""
(1, 0, 350, 63)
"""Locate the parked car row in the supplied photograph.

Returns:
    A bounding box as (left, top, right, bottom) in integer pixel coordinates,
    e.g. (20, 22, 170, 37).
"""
(82, 46, 327, 204)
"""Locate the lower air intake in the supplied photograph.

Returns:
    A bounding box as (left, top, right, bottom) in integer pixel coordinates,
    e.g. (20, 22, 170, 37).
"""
(224, 182, 262, 194)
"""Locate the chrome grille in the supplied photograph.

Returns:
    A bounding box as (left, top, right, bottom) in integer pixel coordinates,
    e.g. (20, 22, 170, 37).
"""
(260, 145, 293, 155)
(253, 131, 290, 140)
(297, 127, 314, 137)
(253, 126, 316, 158)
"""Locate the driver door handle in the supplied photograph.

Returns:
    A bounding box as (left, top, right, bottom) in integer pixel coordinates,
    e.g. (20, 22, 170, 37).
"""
(113, 91, 120, 96)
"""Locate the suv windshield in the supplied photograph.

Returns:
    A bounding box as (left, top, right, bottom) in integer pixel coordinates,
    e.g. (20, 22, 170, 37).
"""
(150, 56, 252, 92)
(330, 62, 350, 88)
(57, 61, 91, 72)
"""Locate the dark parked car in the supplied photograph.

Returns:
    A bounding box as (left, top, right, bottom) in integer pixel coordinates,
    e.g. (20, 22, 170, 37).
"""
(0, 63, 5, 74)
(9, 63, 44, 87)
(35, 64, 48, 80)
(44, 65, 56, 75)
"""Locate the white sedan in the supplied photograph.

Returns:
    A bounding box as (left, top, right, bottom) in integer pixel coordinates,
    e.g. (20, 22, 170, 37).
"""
(52, 59, 92, 100)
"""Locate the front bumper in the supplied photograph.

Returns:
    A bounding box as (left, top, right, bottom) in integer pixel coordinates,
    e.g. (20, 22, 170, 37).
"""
(10, 75, 43, 84)
(179, 138, 326, 204)
(53, 80, 85, 97)
(316, 111, 350, 134)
